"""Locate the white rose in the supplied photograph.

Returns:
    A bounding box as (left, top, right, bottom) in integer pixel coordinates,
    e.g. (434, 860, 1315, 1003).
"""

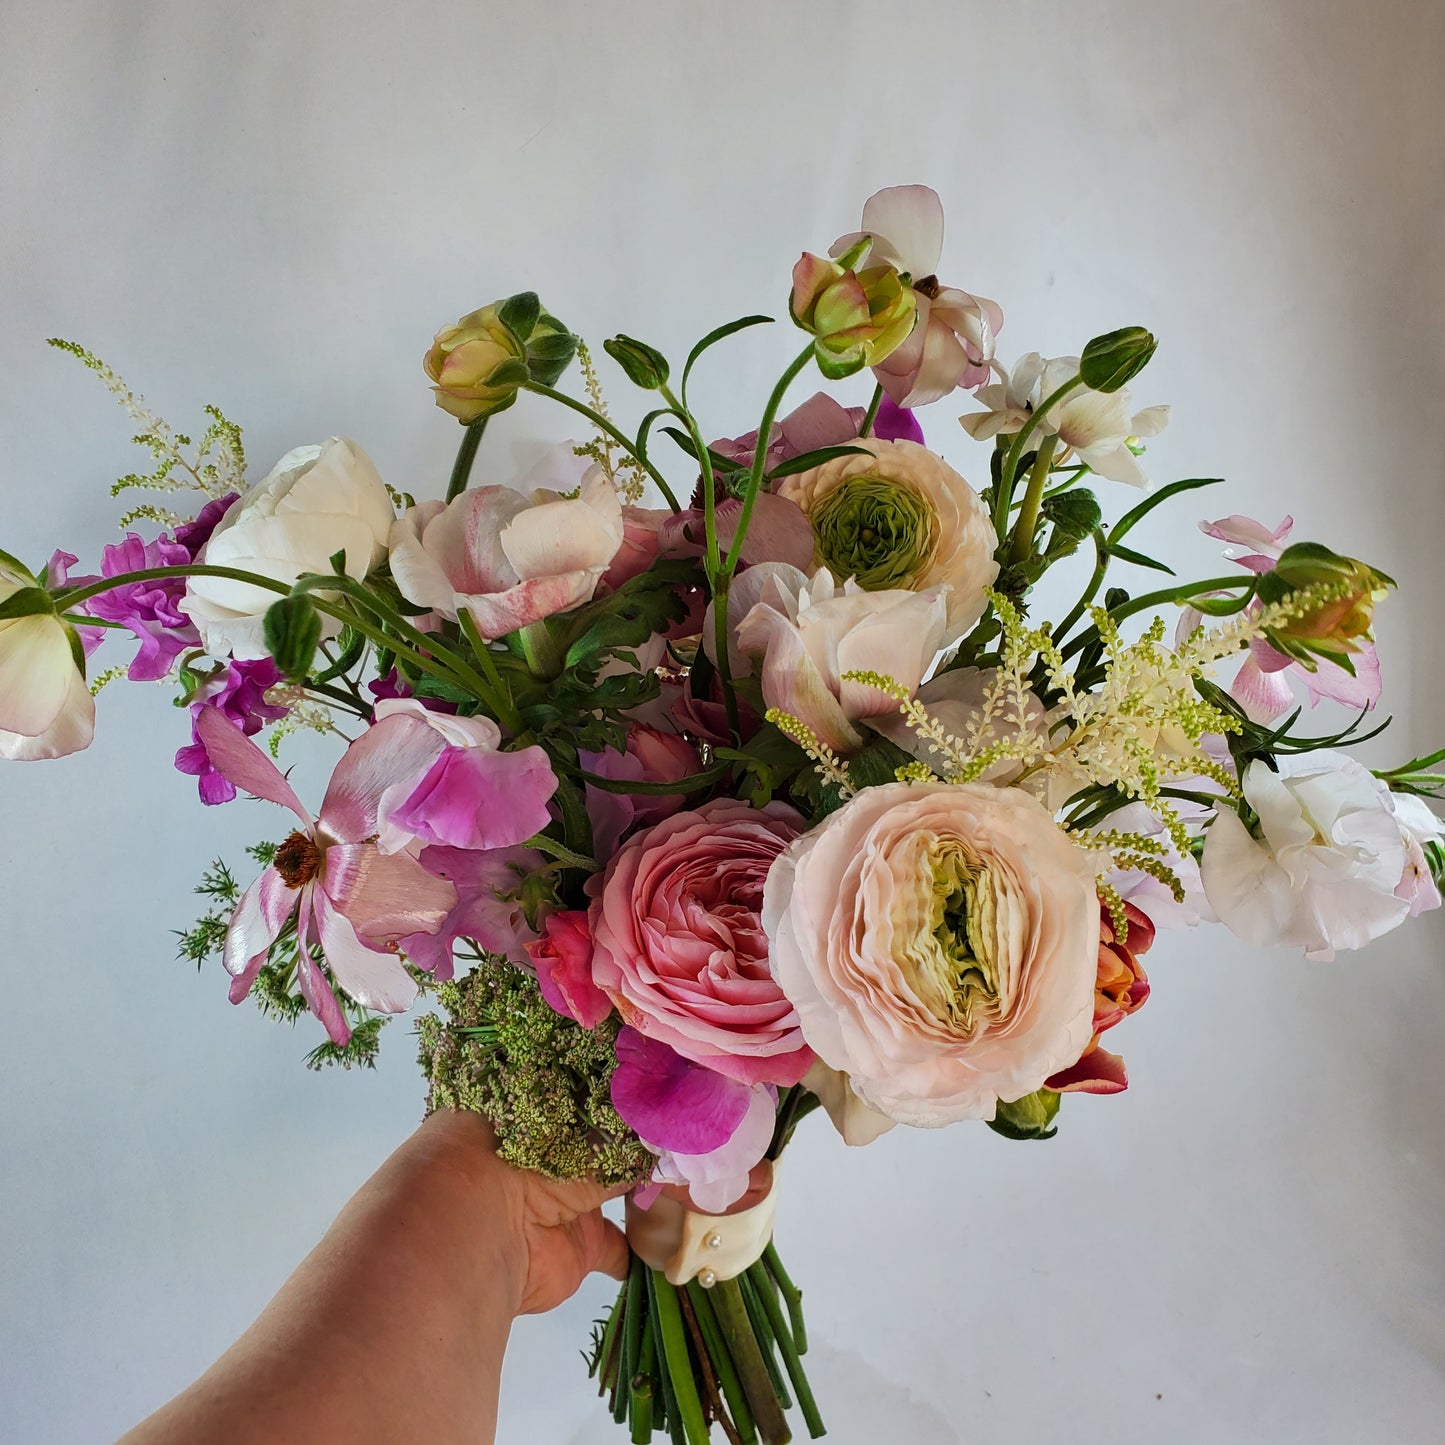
(180, 437, 394, 659)
(1201, 750, 1438, 960)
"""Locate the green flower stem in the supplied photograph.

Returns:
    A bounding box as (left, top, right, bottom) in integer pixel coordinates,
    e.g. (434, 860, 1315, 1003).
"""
(858, 383, 884, 439)
(761, 1245, 807, 1356)
(522, 381, 681, 512)
(737, 1274, 791, 1410)
(1006, 433, 1059, 568)
(711, 572, 742, 738)
(521, 831, 598, 871)
(1056, 574, 1255, 664)
(633, 1312, 660, 1443)
(621, 1259, 648, 1425)
(457, 610, 524, 733)
(61, 613, 125, 629)
(745, 1264, 824, 1439)
(721, 346, 815, 579)
(649, 1272, 710, 1445)
(1050, 532, 1110, 648)
(711, 1278, 792, 1445)
(517, 618, 564, 681)
(686, 1281, 759, 1445)
(597, 1286, 627, 1400)
(999, 375, 1083, 498)
(578, 764, 730, 796)
(53, 563, 292, 612)
(445, 416, 488, 502)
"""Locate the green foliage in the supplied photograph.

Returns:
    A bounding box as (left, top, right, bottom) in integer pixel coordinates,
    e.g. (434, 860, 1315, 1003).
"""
(416, 957, 654, 1187)
(306, 1017, 386, 1072)
(987, 1088, 1062, 1140)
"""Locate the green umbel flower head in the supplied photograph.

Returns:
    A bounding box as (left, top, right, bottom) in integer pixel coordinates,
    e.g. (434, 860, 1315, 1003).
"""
(808, 472, 939, 592)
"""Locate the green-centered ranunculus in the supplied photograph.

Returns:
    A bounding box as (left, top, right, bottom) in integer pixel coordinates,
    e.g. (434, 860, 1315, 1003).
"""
(809, 473, 937, 592)
(924, 839, 1003, 1033)
(777, 438, 999, 644)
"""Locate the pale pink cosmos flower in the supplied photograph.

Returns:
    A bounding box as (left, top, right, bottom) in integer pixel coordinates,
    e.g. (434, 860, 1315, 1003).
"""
(831, 185, 1002, 408)
(197, 705, 459, 1042)
(1182, 514, 1382, 723)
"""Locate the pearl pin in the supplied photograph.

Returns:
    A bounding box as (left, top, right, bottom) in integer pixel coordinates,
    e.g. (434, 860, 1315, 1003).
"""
(705, 1232, 723, 1250)
(698, 1268, 718, 1289)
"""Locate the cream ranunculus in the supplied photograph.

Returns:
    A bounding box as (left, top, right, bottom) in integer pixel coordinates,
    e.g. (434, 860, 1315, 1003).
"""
(775, 438, 998, 643)
(179, 438, 394, 660)
(1201, 750, 1438, 960)
(388, 464, 624, 640)
(730, 564, 949, 755)
(0, 559, 94, 760)
(762, 780, 1100, 1127)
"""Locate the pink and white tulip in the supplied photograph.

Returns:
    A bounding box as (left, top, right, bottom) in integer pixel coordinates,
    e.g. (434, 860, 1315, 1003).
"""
(197, 705, 460, 1041)
(388, 465, 624, 640)
(831, 185, 1002, 408)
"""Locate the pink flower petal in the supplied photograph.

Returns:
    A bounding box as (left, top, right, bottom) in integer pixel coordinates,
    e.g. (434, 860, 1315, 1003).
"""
(526, 910, 612, 1029)
(1230, 652, 1297, 723)
(610, 1028, 752, 1155)
(322, 841, 458, 942)
(294, 888, 350, 1045)
(318, 711, 446, 843)
(195, 705, 310, 822)
(313, 887, 419, 1015)
(1303, 642, 1381, 711)
(858, 184, 944, 276)
(222, 867, 298, 1002)
(388, 743, 557, 851)
(1045, 1042, 1129, 1095)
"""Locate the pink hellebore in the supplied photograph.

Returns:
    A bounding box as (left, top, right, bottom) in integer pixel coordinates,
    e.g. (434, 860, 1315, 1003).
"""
(1189, 514, 1382, 723)
(610, 1028, 777, 1213)
(196, 705, 460, 1042)
(831, 185, 1002, 408)
(388, 468, 625, 640)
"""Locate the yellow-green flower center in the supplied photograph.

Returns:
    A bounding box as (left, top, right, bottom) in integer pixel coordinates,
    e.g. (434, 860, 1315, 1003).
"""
(810, 474, 937, 591)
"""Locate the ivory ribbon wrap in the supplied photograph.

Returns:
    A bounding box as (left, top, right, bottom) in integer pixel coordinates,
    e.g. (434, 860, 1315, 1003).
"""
(625, 1172, 781, 1287)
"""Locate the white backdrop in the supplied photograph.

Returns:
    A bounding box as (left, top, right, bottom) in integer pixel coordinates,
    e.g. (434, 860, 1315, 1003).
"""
(2, 2, 1444, 1441)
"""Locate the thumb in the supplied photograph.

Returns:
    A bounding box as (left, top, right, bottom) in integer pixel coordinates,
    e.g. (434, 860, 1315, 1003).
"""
(585, 1212, 631, 1284)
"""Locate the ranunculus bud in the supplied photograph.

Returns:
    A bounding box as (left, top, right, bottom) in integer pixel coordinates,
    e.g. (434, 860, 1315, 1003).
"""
(603, 334, 670, 390)
(424, 293, 576, 423)
(262, 593, 324, 682)
(1079, 325, 1157, 393)
(789, 250, 917, 380)
(1255, 541, 1395, 669)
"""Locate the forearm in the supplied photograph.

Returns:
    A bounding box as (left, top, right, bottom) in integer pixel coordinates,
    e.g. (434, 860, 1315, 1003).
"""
(120, 1112, 523, 1445)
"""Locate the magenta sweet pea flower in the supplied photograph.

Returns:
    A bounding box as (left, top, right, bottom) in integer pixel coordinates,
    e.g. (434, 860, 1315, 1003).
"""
(88, 533, 200, 681)
(174, 658, 289, 805)
(173, 492, 239, 557)
(197, 705, 459, 1042)
(526, 909, 612, 1027)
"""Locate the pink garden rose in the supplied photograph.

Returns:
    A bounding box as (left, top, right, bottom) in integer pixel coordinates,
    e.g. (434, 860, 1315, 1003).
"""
(388, 465, 624, 640)
(763, 780, 1099, 1127)
(589, 797, 813, 1087)
(526, 909, 611, 1028)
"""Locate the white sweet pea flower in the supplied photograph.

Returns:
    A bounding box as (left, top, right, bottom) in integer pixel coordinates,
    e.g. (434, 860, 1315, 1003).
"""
(961, 353, 1169, 487)
(1201, 750, 1439, 960)
(180, 438, 395, 660)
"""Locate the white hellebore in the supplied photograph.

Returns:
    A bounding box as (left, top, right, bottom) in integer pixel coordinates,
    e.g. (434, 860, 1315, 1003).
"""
(962, 353, 1169, 487)
(0, 558, 95, 760)
(180, 438, 395, 660)
(1201, 750, 1442, 960)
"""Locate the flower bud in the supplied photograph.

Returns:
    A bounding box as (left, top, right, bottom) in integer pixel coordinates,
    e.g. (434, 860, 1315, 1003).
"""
(263, 593, 324, 682)
(424, 294, 576, 423)
(1256, 541, 1395, 668)
(1079, 325, 1157, 393)
(986, 1088, 1061, 1140)
(603, 334, 670, 390)
(789, 251, 917, 380)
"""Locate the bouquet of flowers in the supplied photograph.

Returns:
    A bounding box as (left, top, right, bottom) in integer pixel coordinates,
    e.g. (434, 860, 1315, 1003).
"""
(4, 184, 1441, 1444)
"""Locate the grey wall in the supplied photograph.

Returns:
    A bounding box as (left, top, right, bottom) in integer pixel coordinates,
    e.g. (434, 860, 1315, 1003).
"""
(2, 2, 1443, 1441)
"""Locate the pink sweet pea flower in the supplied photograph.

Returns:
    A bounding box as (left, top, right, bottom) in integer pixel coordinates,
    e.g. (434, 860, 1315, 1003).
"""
(197, 705, 459, 1042)
(388, 467, 625, 640)
(831, 185, 1002, 408)
(400, 843, 546, 979)
(174, 658, 288, 804)
(611, 1028, 777, 1213)
(1186, 514, 1383, 723)
(526, 910, 612, 1028)
(582, 724, 703, 861)
(87, 533, 200, 681)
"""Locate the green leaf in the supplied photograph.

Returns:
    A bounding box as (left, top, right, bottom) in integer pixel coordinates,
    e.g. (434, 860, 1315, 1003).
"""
(681, 314, 774, 398)
(0, 586, 56, 621)
(986, 1089, 1061, 1141)
(603, 334, 670, 390)
(262, 594, 324, 682)
(328, 548, 347, 576)
(1109, 477, 1223, 544)
(525, 327, 578, 388)
(1079, 326, 1157, 392)
(1109, 543, 1175, 575)
(846, 734, 917, 790)
(766, 443, 874, 480)
(0, 546, 37, 582)
(497, 290, 542, 343)
(312, 624, 366, 683)
(1040, 487, 1101, 544)
(813, 348, 865, 381)
(659, 426, 745, 477)
(481, 357, 531, 390)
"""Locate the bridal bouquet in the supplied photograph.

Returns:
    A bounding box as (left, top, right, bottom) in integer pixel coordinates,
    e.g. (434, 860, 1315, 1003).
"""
(5, 184, 1442, 1444)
